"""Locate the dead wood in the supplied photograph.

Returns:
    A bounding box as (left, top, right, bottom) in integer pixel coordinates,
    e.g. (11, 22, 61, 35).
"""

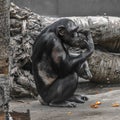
(89, 51, 120, 83)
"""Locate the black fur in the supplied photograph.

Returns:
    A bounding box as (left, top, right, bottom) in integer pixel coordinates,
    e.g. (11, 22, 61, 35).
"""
(32, 19, 94, 107)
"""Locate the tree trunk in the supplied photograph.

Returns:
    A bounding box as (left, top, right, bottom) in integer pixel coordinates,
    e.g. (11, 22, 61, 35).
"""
(88, 51, 120, 83)
(71, 17, 120, 53)
(0, 0, 10, 74)
(0, 0, 10, 108)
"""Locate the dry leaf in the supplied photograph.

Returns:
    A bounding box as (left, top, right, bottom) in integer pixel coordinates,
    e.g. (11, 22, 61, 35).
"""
(90, 104, 99, 108)
(109, 88, 112, 91)
(67, 112, 72, 115)
(95, 101, 101, 105)
(112, 103, 120, 107)
(16, 100, 25, 103)
(95, 91, 99, 94)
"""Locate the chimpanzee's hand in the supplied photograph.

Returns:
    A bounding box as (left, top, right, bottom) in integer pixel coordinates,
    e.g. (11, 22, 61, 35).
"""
(82, 40, 91, 50)
(80, 40, 89, 49)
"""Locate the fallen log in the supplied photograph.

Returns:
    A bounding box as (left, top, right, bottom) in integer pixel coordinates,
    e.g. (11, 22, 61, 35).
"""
(89, 51, 120, 83)
(9, 3, 120, 97)
(70, 17, 120, 53)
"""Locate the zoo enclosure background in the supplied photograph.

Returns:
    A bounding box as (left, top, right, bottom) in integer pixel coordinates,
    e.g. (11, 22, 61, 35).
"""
(11, 0, 120, 17)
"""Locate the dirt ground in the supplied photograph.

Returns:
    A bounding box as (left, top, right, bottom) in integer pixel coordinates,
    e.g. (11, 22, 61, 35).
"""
(10, 82, 120, 120)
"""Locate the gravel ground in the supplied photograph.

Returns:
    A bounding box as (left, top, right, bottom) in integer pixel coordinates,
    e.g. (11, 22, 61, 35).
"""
(10, 82, 120, 120)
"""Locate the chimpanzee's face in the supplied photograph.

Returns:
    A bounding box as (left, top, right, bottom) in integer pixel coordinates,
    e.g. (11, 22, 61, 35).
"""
(61, 21, 85, 47)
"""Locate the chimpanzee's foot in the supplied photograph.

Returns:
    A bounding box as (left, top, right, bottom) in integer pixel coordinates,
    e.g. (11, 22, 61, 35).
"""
(68, 95, 88, 103)
(49, 101, 77, 107)
(81, 95, 88, 101)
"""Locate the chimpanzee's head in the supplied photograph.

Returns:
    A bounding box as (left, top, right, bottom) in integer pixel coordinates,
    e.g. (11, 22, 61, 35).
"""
(56, 19, 86, 47)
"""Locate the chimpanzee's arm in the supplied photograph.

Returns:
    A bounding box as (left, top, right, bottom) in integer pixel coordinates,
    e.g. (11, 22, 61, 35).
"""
(51, 32, 94, 76)
(69, 32, 94, 64)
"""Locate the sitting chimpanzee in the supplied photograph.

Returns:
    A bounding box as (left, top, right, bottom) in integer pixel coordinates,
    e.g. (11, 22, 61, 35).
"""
(32, 18, 94, 107)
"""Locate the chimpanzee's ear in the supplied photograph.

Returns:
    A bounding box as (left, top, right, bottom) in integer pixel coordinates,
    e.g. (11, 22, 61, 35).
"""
(57, 25, 66, 36)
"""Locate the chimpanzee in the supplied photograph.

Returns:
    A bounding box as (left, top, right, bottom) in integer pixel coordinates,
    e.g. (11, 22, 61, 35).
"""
(32, 18, 94, 107)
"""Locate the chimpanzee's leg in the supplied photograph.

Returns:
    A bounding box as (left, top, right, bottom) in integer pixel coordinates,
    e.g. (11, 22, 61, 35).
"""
(43, 73, 78, 107)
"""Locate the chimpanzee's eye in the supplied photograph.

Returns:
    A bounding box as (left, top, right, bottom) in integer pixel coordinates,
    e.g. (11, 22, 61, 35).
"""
(70, 32, 74, 37)
(70, 32, 77, 37)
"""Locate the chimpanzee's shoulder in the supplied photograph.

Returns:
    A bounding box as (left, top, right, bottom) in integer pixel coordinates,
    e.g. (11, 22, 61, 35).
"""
(44, 32, 58, 41)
